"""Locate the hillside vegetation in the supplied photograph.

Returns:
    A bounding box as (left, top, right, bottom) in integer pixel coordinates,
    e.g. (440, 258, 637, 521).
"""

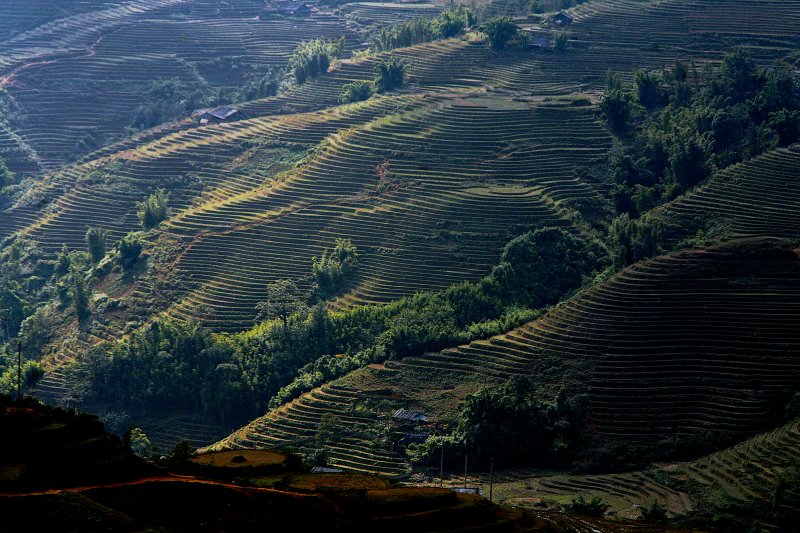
(0, 0, 799, 530)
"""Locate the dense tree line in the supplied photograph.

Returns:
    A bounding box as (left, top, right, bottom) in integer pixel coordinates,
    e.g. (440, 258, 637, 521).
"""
(288, 38, 345, 85)
(70, 227, 608, 427)
(339, 58, 408, 104)
(409, 376, 587, 469)
(601, 51, 799, 266)
(369, 8, 475, 53)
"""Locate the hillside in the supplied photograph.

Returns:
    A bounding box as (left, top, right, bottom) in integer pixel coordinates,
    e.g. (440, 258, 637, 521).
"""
(215, 237, 800, 473)
(0, 397, 697, 533)
(0, 0, 799, 529)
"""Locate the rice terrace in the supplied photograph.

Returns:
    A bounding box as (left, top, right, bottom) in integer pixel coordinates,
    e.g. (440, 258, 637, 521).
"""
(0, 0, 799, 531)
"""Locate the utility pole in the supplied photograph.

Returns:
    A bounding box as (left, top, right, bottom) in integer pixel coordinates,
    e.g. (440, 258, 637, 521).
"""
(16, 340, 22, 401)
(463, 453, 468, 489)
(439, 446, 444, 487)
(489, 457, 494, 502)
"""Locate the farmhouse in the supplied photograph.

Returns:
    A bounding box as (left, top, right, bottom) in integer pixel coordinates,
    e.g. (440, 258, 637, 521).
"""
(194, 106, 240, 123)
(552, 11, 573, 26)
(392, 409, 429, 426)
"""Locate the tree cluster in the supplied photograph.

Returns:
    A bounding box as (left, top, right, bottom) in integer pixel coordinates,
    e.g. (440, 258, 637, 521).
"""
(369, 8, 475, 53)
(410, 376, 587, 469)
(288, 38, 344, 85)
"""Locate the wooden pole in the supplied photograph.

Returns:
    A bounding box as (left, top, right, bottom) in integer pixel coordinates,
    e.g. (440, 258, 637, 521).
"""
(463, 453, 468, 489)
(489, 457, 494, 502)
(16, 340, 22, 401)
(439, 446, 444, 487)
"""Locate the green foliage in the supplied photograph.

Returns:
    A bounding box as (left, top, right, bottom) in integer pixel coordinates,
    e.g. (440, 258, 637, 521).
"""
(256, 279, 308, 336)
(137, 188, 169, 229)
(563, 495, 611, 517)
(478, 17, 519, 50)
(553, 31, 569, 53)
(608, 213, 663, 268)
(373, 58, 407, 93)
(75, 228, 606, 427)
(70, 267, 90, 320)
(634, 69, 666, 109)
(411, 377, 587, 469)
(600, 88, 633, 133)
(312, 238, 359, 298)
(131, 78, 206, 130)
(370, 8, 474, 52)
(0, 156, 15, 190)
(640, 500, 668, 523)
(0, 359, 43, 397)
(603, 52, 799, 222)
(288, 38, 344, 85)
(339, 80, 375, 104)
(315, 412, 340, 447)
(117, 232, 143, 271)
(85, 227, 108, 263)
(127, 427, 151, 457)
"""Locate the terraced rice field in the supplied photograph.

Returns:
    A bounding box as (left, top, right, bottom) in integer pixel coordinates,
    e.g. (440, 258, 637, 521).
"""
(657, 146, 800, 241)
(221, 238, 800, 474)
(488, 416, 800, 523)
(0, 0, 355, 169)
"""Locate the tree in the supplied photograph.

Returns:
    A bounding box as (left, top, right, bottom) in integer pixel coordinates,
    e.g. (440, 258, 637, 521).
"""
(316, 412, 340, 447)
(670, 137, 709, 189)
(634, 69, 664, 109)
(553, 31, 569, 53)
(563, 495, 610, 518)
(256, 279, 307, 338)
(639, 500, 668, 523)
(0, 157, 14, 190)
(85, 226, 108, 263)
(71, 267, 90, 320)
(288, 38, 344, 85)
(600, 89, 633, 133)
(312, 238, 359, 298)
(478, 17, 519, 50)
(339, 80, 375, 104)
(769, 109, 800, 146)
(117, 232, 143, 270)
(128, 427, 152, 457)
(432, 8, 473, 38)
(374, 58, 407, 93)
(137, 188, 169, 229)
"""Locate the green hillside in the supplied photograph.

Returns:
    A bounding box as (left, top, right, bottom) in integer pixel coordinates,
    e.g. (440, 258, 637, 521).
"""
(1, 1, 799, 530)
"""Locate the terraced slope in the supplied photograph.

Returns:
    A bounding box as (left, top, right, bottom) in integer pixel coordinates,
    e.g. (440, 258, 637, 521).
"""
(218, 238, 800, 473)
(166, 96, 611, 328)
(656, 145, 800, 242)
(0, 0, 355, 169)
(488, 416, 800, 524)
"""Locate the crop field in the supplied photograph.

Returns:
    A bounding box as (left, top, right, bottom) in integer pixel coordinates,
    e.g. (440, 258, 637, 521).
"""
(219, 237, 800, 476)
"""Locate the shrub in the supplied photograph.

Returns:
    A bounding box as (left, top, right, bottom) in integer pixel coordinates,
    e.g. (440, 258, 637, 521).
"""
(478, 17, 519, 50)
(288, 38, 344, 85)
(553, 31, 569, 53)
(374, 58, 407, 93)
(563, 495, 611, 517)
(137, 188, 169, 229)
(85, 226, 108, 263)
(312, 238, 359, 297)
(640, 500, 668, 523)
(339, 81, 375, 104)
(117, 232, 143, 270)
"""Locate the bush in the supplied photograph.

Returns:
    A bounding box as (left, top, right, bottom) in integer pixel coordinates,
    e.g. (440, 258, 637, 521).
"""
(339, 81, 375, 104)
(553, 31, 569, 53)
(478, 17, 519, 50)
(563, 495, 611, 517)
(137, 188, 169, 229)
(374, 58, 407, 93)
(117, 232, 143, 270)
(640, 500, 668, 523)
(312, 238, 359, 298)
(288, 38, 344, 85)
(85, 226, 108, 263)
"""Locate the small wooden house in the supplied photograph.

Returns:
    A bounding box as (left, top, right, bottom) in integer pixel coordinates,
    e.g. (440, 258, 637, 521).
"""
(552, 11, 573, 26)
